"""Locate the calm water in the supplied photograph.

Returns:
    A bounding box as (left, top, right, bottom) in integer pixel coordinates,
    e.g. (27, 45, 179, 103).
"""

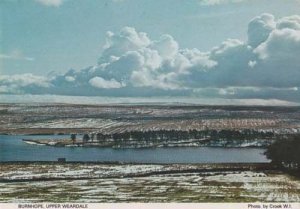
(0, 135, 270, 163)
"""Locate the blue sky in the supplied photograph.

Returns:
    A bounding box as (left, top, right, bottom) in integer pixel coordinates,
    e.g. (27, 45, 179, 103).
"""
(1, 0, 300, 104)
(1, 0, 299, 75)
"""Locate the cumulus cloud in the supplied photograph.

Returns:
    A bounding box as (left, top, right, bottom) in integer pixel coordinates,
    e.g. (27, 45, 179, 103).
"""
(247, 13, 276, 48)
(89, 77, 123, 89)
(35, 0, 64, 7)
(90, 27, 215, 91)
(252, 19, 300, 88)
(99, 27, 151, 63)
(277, 15, 300, 30)
(150, 35, 179, 59)
(0, 74, 50, 94)
(255, 27, 300, 60)
(1, 13, 300, 103)
(65, 76, 75, 82)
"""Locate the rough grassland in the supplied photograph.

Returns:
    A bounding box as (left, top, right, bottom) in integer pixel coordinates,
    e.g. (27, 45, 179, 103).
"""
(0, 163, 299, 202)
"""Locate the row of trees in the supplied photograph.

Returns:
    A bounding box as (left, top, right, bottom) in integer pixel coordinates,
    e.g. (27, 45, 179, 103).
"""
(99, 129, 274, 141)
(70, 129, 275, 144)
(70, 133, 95, 144)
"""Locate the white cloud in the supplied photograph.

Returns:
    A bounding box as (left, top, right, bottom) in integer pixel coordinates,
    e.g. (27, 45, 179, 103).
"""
(199, 0, 246, 6)
(183, 14, 300, 90)
(0, 74, 50, 94)
(131, 70, 180, 90)
(1, 14, 300, 103)
(255, 28, 300, 60)
(248, 60, 257, 68)
(1, 94, 297, 106)
(94, 26, 213, 90)
(89, 77, 123, 89)
(65, 76, 75, 82)
(150, 35, 179, 59)
(252, 27, 300, 88)
(0, 50, 34, 61)
(277, 15, 300, 30)
(247, 13, 276, 47)
(35, 0, 64, 7)
(181, 49, 217, 69)
(100, 27, 150, 63)
(0, 74, 49, 87)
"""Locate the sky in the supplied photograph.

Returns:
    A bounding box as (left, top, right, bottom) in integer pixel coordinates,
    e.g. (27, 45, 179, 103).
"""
(1, 0, 300, 104)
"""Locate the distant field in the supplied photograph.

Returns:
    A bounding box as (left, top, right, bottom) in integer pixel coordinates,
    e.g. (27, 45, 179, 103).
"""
(0, 104, 299, 135)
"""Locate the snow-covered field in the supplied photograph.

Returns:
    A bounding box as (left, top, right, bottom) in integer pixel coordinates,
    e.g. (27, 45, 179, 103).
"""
(1, 104, 300, 135)
(0, 163, 299, 202)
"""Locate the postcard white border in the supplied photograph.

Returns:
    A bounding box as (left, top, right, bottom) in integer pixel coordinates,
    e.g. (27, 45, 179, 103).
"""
(1, 203, 299, 209)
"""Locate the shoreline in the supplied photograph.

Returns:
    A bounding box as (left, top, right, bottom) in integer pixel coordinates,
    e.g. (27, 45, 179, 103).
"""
(0, 161, 273, 166)
(21, 137, 273, 148)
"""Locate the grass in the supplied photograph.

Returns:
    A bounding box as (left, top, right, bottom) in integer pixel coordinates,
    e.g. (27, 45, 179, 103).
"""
(0, 164, 299, 202)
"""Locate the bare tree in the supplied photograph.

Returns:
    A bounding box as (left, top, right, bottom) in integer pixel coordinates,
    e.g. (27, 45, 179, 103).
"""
(83, 134, 90, 144)
(71, 134, 76, 144)
(91, 133, 95, 142)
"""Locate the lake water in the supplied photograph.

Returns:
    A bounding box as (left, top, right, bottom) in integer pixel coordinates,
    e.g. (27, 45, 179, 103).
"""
(0, 135, 270, 163)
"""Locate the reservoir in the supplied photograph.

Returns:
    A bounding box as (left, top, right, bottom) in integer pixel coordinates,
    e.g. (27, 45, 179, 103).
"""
(0, 135, 270, 163)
